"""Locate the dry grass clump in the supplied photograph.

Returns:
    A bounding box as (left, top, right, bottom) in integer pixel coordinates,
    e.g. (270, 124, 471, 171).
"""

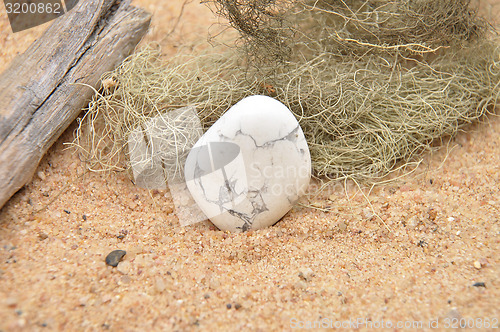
(74, 0, 500, 182)
(209, 0, 492, 63)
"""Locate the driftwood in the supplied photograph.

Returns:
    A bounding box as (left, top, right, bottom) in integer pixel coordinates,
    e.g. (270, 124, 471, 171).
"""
(0, 0, 151, 209)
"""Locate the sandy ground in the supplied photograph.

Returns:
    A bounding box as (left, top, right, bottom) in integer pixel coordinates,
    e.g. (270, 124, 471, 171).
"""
(0, 0, 499, 331)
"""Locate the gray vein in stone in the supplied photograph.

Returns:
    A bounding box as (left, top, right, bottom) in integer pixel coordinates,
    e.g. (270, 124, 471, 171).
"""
(218, 124, 301, 150)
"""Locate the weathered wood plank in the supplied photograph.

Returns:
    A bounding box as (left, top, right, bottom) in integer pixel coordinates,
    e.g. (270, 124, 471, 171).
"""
(0, 0, 151, 209)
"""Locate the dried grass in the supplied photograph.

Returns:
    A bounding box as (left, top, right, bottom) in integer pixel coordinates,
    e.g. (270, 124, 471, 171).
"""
(73, 0, 500, 183)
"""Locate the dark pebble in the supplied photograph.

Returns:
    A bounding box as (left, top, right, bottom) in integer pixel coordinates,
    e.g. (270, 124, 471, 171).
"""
(82, 214, 87, 221)
(105, 250, 126, 267)
(204, 294, 210, 299)
(64, 209, 71, 214)
(234, 303, 242, 310)
(117, 230, 128, 239)
(472, 282, 486, 288)
(417, 240, 427, 247)
(226, 303, 232, 309)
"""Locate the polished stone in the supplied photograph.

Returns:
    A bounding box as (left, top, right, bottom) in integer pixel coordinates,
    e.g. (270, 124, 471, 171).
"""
(185, 95, 311, 232)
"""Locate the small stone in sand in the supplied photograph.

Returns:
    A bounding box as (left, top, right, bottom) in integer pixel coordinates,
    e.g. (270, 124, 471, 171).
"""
(473, 261, 482, 269)
(234, 303, 242, 310)
(105, 250, 126, 267)
(298, 267, 314, 281)
(116, 261, 131, 274)
(37, 171, 46, 181)
(472, 282, 486, 288)
(226, 303, 232, 309)
(446, 308, 462, 321)
(155, 277, 166, 293)
(5, 297, 18, 307)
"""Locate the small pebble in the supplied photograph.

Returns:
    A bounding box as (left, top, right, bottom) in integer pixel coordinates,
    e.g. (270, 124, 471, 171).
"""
(234, 303, 242, 310)
(298, 267, 314, 281)
(226, 303, 232, 309)
(408, 216, 419, 228)
(64, 209, 71, 214)
(117, 229, 128, 240)
(82, 214, 87, 221)
(37, 171, 46, 181)
(38, 232, 48, 241)
(473, 261, 482, 269)
(472, 282, 486, 288)
(5, 297, 18, 307)
(446, 308, 462, 321)
(105, 250, 126, 267)
(427, 209, 437, 221)
(155, 277, 166, 293)
(417, 240, 427, 247)
(361, 208, 373, 220)
(120, 275, 131, 284)
(116, 261, 131, 274)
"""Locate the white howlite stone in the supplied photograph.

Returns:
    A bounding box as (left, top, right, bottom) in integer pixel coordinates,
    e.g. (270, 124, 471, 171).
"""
(184, 95, 311, 232)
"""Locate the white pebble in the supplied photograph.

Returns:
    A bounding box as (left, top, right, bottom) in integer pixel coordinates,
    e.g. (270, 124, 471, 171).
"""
(185, 95, 311, 232)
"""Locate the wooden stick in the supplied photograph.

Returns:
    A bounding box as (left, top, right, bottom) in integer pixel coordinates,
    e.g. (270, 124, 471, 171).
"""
(0, 0, 151, 209)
